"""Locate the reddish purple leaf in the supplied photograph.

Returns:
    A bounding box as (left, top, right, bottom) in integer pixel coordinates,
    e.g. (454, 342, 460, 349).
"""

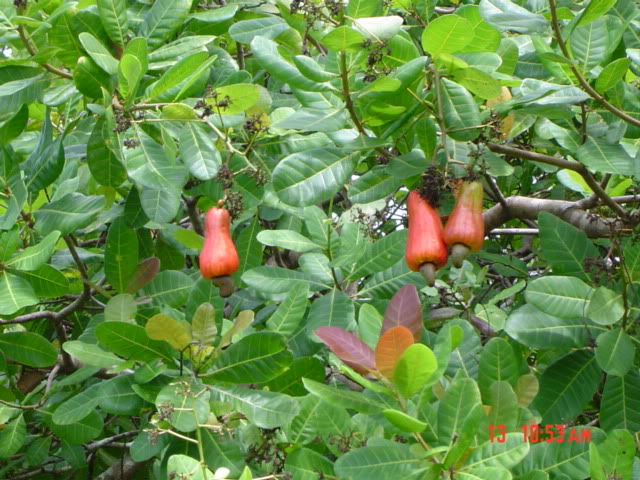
(125, 257, 161, 294)
(382, 284, 422, 342)
(314, 326, 376, 374)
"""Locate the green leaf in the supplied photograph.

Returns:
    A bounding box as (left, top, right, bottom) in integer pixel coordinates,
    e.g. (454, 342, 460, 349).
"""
(322, 26, 367, 52)
(63, 341, 123, 368)
(34, 193, 105, 237)
(96, 321, 174, 362)
(0, 332, 57, 367)
(104, 217, 139, 294)
(138, 0, 192, 50)
(595, 58, 630, 92)
(0, 414, 25, 458)
(229, 16, 289, 44)
(5, 230, 60, 271)
(302, 378, 382, 414)
(456, 467, 513, 480)
(97, 0, 129, 47)
(23, 128, 65, 194)
(179, 122, 222, 180)
(383, 409, 427, 432)
(595, 328, 635, 376)
(454, 67, 502, 100)
(456, 5, 502, 53)
(293, 56, 337, 82)
(393, 344, 437, 398)
(118, 54, 143, 103)
(46, 408, 104, 444)
(148, 36, 216, 63)
(98, 374, 145, 415)
(478, 338, 519, 401)
(273, 108, 348, 132)
(13, 264, 69, 299)
(78, 32, 119, 75)
(440, 78, 481, 141)
(0, 271, 38, 315)
(146, 51, 209, 101)
(285, 448, 336, 480)
(306, 289, 355, 330)
(588, 286, 625, 325)
(273, 148, 359, 207)
(192, 303, 217, 346)
(462, 433, 529, 469)
(577, 0, 617, 26)
(479, 0, 548, 34)
(52, 383, 102, 425)
(87, 117, 127, 187)
(437, 377, 482, 445)
(167, 455, 214, 480)
(576, 137, 635, 175)
(538, 212, 598, 280)
(242, 266, 330, 294)
(104, 293, 137, 323)
(266, 283, 309, 335)
(335, 444, 427, 480)
(207, 83, 260, 115)
(525, 276, 593, 318)
(349, 230, 407, 280)
(421, 15, 473, 56)
(504, 304, 598, 349)
(74, 56, 112, 98)
(140, 270, 193, 307)
(139, 188, 181, 224)
(206, 332, 292, 383)
(570, 18, 608, 71)
(600, 369, 640, 432)
(250, 36, 334, 92)
(0, 104, 28, 145)
(257, 230, 321, 253)
(284, 395, 351, 444)
(156, 378, 210, 432)
(349, 166, 403, 203)
(145, 313, 192, 351)
(208, 384, 299, 429)
(532, 350, 602, 424)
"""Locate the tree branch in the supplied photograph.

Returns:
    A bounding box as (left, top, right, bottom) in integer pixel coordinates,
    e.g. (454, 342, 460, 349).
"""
(548, 0, 640, 128)
(17, 26, 72, 80)
(339, 52, 366, 135)
(486, 143, 630, 219)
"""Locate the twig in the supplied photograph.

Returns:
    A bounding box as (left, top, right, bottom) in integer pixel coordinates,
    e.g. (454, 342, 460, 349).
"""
(17, 26, 72, 79)
(548, 0, 640, 128)
(0, 364, 60, 410)
(489, 228, 539, 235)
(339, 52, 366, 135)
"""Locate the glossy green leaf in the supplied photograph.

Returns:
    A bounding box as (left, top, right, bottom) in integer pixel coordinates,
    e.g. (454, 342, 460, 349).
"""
(97, 0, 129, 47)
(0, 271, 38, 315)
(273, 148, 359, 207)
(421, 15, 473, 56)
(104, 217, 139, 293)
(138, 0, 192, 50)
(0, 332, 57, 367)
(595, 328, 635, 376)
(96, 321, 174, 362)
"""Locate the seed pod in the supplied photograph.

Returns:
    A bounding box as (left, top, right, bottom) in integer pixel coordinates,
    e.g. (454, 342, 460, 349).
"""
(405, 191, 448, 286)
(199, 204, 240, 297)
(443, 180, 484, 268)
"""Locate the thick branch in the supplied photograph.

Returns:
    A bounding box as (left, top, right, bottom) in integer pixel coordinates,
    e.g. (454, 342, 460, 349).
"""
(95, 455, 149, 480)
(486, 143, 630, 219)
(482, 196, 634, 238)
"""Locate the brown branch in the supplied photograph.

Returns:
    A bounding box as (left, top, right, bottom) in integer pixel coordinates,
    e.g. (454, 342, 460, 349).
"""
(184, 196, 204, 236)
(9, 465, 73, 480)
(482, 196, 636, 238)
(486, 143, 630, 219)
(489, 228, 539, 235)
(17, 26, 72, 80)
(548, 0, 640, 128)
(94, 454, 149, 480)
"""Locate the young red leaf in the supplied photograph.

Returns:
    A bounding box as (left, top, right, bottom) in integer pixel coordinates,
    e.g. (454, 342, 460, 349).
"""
(315, 326, 376, 374)
(375, 326, 414, 380)
(125, 257, 161, 294)
(382, 284, 422, 342)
